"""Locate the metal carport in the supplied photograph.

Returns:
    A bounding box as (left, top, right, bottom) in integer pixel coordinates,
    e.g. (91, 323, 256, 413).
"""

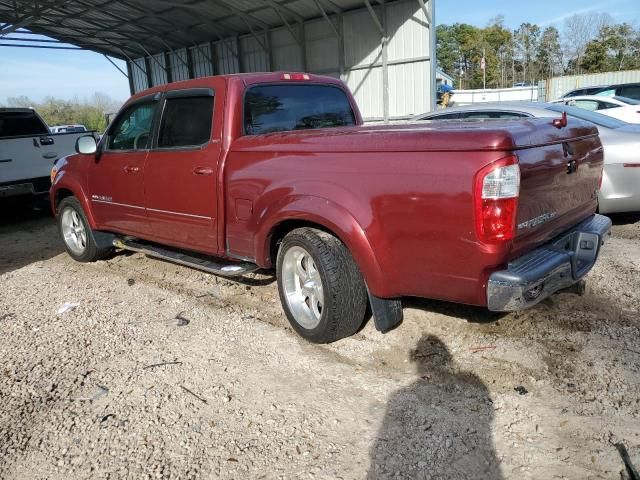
(0, 0, 436, 121)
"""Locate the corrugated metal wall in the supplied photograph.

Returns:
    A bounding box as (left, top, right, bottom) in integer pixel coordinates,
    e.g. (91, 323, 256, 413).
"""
(126, 0, 434, 121)
(546, 70, 640, 100)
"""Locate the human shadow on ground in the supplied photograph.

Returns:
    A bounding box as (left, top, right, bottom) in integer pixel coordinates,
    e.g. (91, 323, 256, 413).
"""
(368, 335, 502, 480)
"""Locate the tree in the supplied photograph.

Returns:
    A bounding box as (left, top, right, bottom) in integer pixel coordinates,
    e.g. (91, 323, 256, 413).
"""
(536, 27, 563, 79)
(580, 39, 609, 73)
(0, 93, 123, 132)
(514, 23, 541, 84)
(436, 24, 461, 80)
(484, 16, 513, 87)
(435, 13, 639, 89)
(581, 23, 640, 73)
(563, 12, 613, 74)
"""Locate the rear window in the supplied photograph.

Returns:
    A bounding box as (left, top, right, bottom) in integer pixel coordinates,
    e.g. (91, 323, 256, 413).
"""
(158, 96, 214, 148)
(244, 84, 356, 135)
(57, 126, 86, 133)
(0, 111, 49, 138)
(619, 85, 640, 99)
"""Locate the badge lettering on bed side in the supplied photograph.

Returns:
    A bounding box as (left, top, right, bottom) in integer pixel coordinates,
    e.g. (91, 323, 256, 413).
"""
(518, 212, 557, 230)
(92, 194, 113, 202)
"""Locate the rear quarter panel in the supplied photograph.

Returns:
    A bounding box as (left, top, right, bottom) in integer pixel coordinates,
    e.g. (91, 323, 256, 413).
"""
(225, 140, 512, 304)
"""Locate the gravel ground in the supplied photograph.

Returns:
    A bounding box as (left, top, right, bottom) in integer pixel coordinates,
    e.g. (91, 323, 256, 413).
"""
(1, 205, 639, 480)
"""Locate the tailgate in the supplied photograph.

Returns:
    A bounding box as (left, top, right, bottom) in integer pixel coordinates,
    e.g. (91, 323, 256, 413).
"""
(0, 133, 88, 184)
(511, 119, 603, 258)
(0, 136, 57, 184)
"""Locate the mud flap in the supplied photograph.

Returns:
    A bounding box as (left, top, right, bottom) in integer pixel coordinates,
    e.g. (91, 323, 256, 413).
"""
(93, 230, 116, 250)
(367, 291, 403, 333)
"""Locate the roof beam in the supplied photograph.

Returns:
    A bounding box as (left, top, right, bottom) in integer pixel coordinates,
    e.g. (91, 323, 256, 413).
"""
(265, 0, 302, 44)
(312, 0, 339, 38)
(363, 0, 384, 36)
(0, 0, 74, 37)
(416, 0, 431, 25)
(0, 42, 84, 50)
(103, 53, 128, 78)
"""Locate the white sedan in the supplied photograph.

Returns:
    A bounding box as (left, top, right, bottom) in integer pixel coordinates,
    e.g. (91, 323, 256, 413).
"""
(551, 95, 640, 123)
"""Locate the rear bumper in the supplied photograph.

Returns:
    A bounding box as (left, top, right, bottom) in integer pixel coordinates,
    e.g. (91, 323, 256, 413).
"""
(487, 214, 612, 311)
(0, 176, 51, 199)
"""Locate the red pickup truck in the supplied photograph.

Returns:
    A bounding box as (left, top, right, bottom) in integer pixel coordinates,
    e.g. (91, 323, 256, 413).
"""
(50, 73, 611, 343)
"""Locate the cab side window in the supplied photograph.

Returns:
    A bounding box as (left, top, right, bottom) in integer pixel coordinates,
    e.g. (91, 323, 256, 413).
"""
(108, 101, 158, 151)
(597, 101, 618, 110)
(157, 95, 214, 148)
(573, 100, 599, 111)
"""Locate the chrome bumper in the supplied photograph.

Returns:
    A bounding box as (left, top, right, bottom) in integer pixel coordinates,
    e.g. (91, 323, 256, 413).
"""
(487, 214, 612, 311)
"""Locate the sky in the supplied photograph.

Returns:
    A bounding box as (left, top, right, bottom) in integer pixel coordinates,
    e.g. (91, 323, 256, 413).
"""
(1, 0, 640, 104)
(437, 0, 640, 29)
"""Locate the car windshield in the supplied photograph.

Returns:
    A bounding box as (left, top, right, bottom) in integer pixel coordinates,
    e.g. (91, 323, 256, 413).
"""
(545, 104, 628, 129)
(613, 96, 640, 105)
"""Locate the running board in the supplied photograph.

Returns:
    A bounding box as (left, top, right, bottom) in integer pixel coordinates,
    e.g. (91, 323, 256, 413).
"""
(113, 238, 259, 277)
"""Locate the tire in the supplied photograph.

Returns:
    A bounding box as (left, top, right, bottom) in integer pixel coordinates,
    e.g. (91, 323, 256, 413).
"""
(57, 196, 112, 262)
(276, 227, 368, 343)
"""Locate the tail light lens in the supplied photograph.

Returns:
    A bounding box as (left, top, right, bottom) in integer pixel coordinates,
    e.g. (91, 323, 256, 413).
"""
(474, 156, 520, 243)
(281, 73, 310, 80)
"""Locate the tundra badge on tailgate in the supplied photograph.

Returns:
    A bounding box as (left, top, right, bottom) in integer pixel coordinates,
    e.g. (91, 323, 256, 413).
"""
(518, 212, 557, 230)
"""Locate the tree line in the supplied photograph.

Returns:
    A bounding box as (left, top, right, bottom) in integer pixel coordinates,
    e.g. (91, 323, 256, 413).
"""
(1, 92, 123, 132)
(437, 12, 640, 90)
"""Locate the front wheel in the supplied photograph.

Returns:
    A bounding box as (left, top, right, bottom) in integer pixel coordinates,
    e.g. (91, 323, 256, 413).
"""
(276, 228, 367, 343)
(58, 196, 112, 262)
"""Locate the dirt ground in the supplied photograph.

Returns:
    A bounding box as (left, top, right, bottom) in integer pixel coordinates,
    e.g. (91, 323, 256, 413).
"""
(0, 205, 639, 480)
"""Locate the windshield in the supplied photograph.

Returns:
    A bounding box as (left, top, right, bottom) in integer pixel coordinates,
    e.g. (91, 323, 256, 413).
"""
(545, 104, 628, 129)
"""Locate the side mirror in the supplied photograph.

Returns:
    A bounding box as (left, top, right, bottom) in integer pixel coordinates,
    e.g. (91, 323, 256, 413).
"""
(75, 135, 98, 155)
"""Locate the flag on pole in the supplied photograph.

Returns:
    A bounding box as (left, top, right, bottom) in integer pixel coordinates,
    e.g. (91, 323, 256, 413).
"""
(480, 56, 486, 71)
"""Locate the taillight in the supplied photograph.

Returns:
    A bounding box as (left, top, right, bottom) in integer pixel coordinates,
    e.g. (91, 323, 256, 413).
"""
(474, 156, 520, 243)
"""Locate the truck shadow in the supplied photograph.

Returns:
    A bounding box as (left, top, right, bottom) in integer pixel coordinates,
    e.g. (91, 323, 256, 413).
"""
(403, 297, 506, 324)
(0, 200, 64, 276)
(368, 334, 502, 479)
(608, 212, 640, 225)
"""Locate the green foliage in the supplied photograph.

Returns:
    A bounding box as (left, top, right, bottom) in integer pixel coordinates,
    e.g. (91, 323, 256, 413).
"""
(581, 24, 640, 73)
(437, 14, 640, 89)
(537, 27, 563, 79)
(0, 92, 122, 133)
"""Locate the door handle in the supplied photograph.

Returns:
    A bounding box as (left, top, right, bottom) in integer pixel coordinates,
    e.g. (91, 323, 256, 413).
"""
(193, 167, 214, 176)
(40, 137, 55, 146)
(124, 165, 140, 173)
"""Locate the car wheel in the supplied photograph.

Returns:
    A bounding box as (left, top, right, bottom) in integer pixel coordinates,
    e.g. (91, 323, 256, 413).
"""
(276, 227, 367, 343)
(58, 196, 112, 262)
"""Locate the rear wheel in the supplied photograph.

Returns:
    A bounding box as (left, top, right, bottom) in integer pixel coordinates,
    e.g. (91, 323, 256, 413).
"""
(276, 228, 367, 343)
(58, 197, 112, 262)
